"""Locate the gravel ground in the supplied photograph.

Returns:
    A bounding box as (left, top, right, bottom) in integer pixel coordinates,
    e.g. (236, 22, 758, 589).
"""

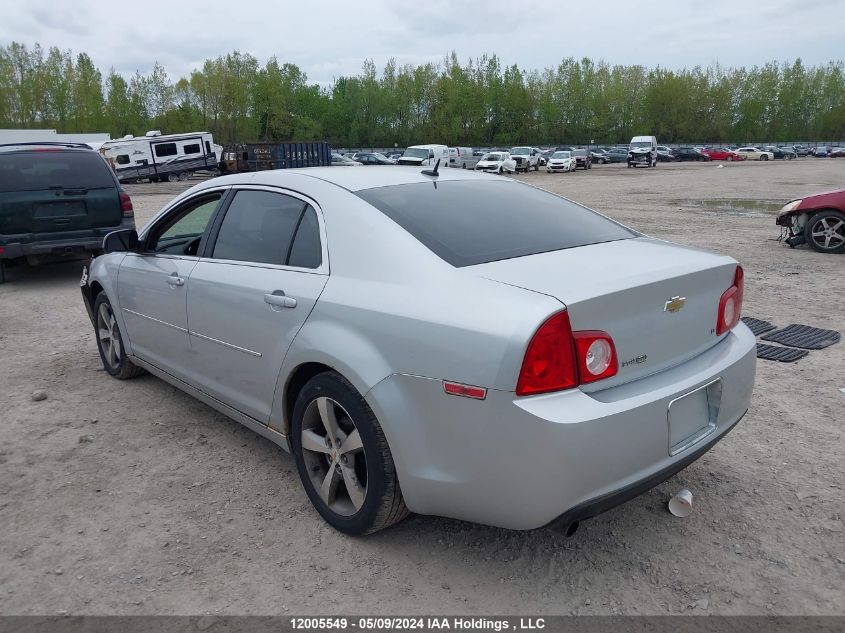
(0, 159, 843, 616)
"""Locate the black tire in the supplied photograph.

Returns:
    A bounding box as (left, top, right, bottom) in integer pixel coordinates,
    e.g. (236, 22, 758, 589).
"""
(290, 371, 409, 535)
(93, 293, 146, 379)
(804, 210, 845, 254)
(761, 154, 769, 161)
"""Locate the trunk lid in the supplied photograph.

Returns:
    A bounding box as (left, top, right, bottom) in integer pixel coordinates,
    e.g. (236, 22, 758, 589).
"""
(469, 237, 738, 390)
(0, 150, 122, 235)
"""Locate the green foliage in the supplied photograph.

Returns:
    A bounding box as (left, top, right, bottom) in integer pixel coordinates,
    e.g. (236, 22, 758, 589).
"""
(1, 41, 844, 145)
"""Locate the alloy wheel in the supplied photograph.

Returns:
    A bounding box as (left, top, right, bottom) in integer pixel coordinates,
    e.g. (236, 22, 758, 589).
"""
(300, 396, 367, 516)
(810, 217, 845, 250)
(97, 302, 121, 369)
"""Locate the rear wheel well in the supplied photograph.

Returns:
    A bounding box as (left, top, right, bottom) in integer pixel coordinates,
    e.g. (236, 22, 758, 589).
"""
(284, 362, 334, 433)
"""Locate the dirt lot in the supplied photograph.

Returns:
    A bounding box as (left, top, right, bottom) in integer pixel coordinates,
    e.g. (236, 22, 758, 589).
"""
(1, 159, 843, 616)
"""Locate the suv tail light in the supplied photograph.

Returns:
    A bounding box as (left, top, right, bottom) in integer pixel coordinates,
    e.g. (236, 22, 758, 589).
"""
(516, 310, 618, 396)
(716, 265, 744, 336)
(119, 191, 134, 217)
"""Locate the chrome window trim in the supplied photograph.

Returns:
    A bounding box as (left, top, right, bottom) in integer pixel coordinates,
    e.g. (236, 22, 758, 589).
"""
(124, 252, 199, 263)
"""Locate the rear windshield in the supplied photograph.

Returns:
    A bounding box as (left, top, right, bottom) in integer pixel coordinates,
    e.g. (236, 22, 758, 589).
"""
(0, 151, 115, 192)
(356, 180, 635, 267)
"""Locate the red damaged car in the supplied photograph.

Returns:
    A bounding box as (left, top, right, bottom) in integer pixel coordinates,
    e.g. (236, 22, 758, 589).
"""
(777, 189, 845, 254)
(701, 147, 744, 161)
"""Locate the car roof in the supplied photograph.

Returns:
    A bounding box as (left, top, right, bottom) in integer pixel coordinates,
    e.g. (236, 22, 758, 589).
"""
(0, 142, 94, 153)
(208, 165, 504, 193)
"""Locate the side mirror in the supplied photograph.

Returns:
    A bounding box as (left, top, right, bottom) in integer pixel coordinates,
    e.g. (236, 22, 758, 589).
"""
(103, 229, 139, 254)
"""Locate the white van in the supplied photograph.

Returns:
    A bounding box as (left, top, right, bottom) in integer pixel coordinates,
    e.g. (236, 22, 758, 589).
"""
(628, 135, 658, 168)
(399, 144, 450, 167)
(448, 147, 474, 169)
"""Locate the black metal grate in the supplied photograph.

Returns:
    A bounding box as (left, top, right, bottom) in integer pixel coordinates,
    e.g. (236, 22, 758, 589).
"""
(761, 324, 841, 350)
(741, 317, 777, 337)
(756, 343, 809, 363)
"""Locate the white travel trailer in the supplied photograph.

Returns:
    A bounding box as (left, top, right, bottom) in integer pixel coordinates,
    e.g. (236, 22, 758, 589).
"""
(99, 130, 217, 183)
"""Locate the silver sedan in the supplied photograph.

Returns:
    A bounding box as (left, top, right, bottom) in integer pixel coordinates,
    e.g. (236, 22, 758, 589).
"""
(81, 166, 756, 535)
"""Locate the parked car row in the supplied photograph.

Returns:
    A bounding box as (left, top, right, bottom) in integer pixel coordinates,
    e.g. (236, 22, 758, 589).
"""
(337, 142, 843, 171)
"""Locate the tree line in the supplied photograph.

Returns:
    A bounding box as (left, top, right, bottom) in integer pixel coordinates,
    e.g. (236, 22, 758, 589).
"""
(1, 42, 844, 147)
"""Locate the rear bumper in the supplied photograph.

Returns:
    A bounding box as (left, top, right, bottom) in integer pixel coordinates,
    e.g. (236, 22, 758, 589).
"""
(546, 410, 743, 530)
(0, 221, 134, 259)
(366, 324, 756, 530)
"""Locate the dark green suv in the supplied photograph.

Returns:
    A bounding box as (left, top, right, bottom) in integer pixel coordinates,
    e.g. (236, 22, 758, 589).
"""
(0, 143, 135, 281)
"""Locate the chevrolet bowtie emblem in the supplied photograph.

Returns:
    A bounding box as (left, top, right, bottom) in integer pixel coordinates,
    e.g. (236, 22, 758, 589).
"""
(664, 296, 686, 313)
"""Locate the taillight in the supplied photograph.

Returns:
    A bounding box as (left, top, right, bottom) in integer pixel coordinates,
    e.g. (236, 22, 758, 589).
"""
(119, 191, 134, 217)
(516, 310, 618, 396)
(573, 331, 618, 384)
(716, 265, 744, 336)
(516, 311, 578, 396)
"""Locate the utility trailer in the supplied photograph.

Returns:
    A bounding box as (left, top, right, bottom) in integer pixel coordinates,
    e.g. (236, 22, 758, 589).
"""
(218, 142, 332, 174)
(99, 131, 220, 183)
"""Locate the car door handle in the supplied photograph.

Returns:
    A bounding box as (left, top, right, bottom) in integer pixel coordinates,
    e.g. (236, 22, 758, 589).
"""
(167, 275, 185, 287)
(264, 291, 297, 309)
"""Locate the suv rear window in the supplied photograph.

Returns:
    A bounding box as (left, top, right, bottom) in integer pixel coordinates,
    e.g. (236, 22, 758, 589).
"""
(0, 151, 116, 192)
(356, 180, 634, 267)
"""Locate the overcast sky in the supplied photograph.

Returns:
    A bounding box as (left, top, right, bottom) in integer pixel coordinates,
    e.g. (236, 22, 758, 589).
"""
(2, 0, 843, 86)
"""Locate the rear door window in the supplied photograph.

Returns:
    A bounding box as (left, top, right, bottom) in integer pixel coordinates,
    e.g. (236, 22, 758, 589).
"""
(211, 190, 307, 266)
(356, 180, 635, 267)
(0, 151, 115, 192)
(287, 206, 322, 269)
